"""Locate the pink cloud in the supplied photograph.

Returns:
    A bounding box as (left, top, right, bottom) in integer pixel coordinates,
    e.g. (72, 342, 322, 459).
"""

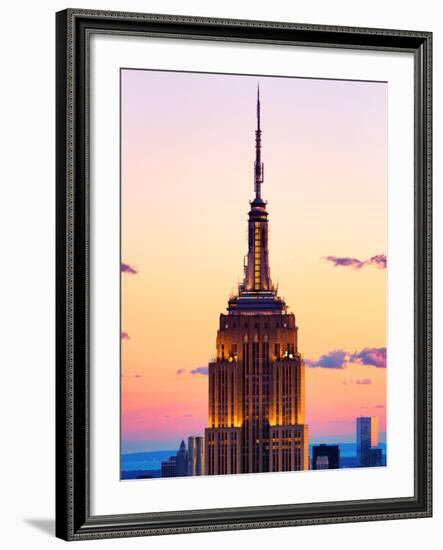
(190, 366, 209, 375)
(305, 350, 349, 369)
(366, 254, 387, 269)
(306, 347, 386, 369)
(355, 378, 372, 385)
(351, 347, 386, 369)
(121, 262, 138, 274)
(324, 254, 386, 270)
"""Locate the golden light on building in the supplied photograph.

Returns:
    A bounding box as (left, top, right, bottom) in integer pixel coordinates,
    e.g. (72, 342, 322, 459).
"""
(204, 87, 308, 475)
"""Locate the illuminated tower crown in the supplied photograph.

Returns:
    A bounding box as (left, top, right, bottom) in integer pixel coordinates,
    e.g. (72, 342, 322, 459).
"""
(228, 85, 287, 314)
(205, 87, 308, 477)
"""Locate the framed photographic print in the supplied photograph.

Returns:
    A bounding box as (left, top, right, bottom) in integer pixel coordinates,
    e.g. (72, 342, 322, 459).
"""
(55, 9, 432, 540)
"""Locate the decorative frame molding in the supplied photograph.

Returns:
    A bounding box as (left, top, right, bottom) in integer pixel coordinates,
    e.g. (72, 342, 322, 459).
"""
(55, 8, 432, 541)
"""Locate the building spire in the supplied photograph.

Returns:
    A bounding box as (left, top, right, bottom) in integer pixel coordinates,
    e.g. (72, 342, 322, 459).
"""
(254, 84, 264, 200)
(244, 85, 272, 293)
(226, 86, 287, 313)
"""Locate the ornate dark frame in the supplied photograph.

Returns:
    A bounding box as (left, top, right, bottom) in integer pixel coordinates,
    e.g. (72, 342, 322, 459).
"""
(55, 8, 432, 541)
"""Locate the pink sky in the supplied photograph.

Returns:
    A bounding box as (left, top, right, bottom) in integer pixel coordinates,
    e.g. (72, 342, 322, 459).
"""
(121, 69, 387, 453)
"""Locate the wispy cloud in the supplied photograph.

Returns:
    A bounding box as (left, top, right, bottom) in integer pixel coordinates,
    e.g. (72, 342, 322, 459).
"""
(355, 378, 372, 385)
(190, 366, 209, 375)
(121, 262, 138, 274)
(376, 404, 385, 409)
(306, 347, 386, 369)
(121, 331, 130, 340)
(351, 347, 386, 369)
(324, 256, 365, 269)
(324, 254, 386, 270)
(133, 374, 142, 379)
(343, 378, 372, 385)
(305, 350, 349, 369)
(176, 368, 186, 375)
(365, 254, 387, 269)
(183, 413, 193, 417)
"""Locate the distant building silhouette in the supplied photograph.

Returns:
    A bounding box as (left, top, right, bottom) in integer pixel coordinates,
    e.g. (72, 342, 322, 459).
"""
(357, 416, 379, 467)
(161, 440, 190, 478)
(161, 455, 177, 477)
(188, 436, 205, 476)
(312, 444, 340, 470)
(176, 440, 189, 477)
(369, 447, 383, 467)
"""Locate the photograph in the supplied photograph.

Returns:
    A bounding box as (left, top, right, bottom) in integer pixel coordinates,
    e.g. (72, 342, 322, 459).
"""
(53, 7, 432, 540)
(120, 69, 388, 481)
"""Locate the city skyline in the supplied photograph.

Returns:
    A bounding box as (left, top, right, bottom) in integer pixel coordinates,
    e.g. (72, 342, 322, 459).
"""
(121, 69, 387, 456)
(124, 414, 386, 478)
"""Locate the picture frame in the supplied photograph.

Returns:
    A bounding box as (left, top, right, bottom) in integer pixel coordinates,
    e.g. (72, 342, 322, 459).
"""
(55, 8, 432, 541)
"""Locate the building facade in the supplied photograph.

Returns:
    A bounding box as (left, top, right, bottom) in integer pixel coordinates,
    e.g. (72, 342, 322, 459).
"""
(161, 456, 177, 477)
(175, 440, 189, 477)
(161, 440, 189, 477)
(312, 444, 340, 470)
(205, 89, 308, 476)
(357, 416, 379, 467)
(188, 436, 205, 476)
(369, 447, 383, 467)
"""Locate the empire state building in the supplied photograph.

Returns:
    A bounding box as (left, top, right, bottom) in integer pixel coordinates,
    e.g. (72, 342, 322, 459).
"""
(205, 88, 308, 475)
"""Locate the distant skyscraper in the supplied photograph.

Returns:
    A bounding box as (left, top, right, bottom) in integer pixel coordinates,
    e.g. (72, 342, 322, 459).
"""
(357, 416, 379, 467)
(188, 436, 205, 476)
(369, 447, 383, 467)
(205, 88, 308, 476)
(161, 456, 177, 477)
(161, 440, 189, 478)
(312, 444, 340, 470)
(176, 440, 189, 477)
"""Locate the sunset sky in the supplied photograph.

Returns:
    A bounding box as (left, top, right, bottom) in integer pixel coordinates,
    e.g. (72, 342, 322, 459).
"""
(121, 69, 387, 454)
